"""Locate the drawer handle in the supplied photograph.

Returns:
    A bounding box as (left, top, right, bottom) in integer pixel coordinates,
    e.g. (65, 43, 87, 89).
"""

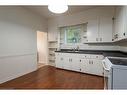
(100, 38, 102, 41)
(89, 60, 90, 64)
(96, 38, 98, 41)
(123, 33, 126, 36)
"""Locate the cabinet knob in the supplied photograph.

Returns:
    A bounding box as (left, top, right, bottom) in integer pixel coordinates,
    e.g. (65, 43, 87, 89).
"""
(89, 60, 90, 64)
(80, 69, 81, 71)
(69, 59, 72, 62)
(80, 60, 81, 62)
(123, 33, 126, 36)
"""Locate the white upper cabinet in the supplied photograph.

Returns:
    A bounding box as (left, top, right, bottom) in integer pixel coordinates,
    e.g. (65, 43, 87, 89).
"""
(87, 19, 99, 43)
(114, 6, 127, 41)
(48, 19, 58, 41)
(124, 7, 127, 38)
(48, 26, 58, 41)
(87, 17, 113, 43)
(99, 17, 113, 42)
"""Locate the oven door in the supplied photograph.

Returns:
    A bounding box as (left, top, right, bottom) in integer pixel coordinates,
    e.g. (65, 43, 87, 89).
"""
(102, 60, 110, 89)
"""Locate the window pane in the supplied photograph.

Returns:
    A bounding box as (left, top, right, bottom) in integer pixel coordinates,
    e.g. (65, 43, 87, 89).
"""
(66, 27, 81, 43)
(60, 24, 86, 44)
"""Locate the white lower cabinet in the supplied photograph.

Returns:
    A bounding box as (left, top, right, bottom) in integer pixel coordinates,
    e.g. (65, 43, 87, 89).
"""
(87, 59, 103, 76)
(80, 58, 89, 73)
(63, 57, 72, 70)
(55, 53, 64, 68)
(71, 57, 81, 72)
(55, 53, 104, 76)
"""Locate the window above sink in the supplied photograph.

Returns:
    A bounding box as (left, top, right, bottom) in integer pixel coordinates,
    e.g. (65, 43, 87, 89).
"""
(59, 23, 87, 45)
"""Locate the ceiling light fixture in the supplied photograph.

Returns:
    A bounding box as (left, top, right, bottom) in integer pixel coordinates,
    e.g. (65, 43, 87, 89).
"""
(48, 1, 68, 14)
(48, 5, 68, 14)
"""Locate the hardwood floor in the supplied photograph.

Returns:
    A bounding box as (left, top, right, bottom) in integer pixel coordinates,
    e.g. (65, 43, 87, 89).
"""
(0, 66, 104, 89)
(38, 63, 47, 68)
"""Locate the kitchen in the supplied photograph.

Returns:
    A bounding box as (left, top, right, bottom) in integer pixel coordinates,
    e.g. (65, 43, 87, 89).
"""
(49, 6, 127, 89)
(0, 5, 127, 90)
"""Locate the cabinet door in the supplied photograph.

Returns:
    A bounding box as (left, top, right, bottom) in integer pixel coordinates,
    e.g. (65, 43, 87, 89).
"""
(115, 7, 125, 40)
(48, 25, 58, 41)
(55, 53, 64, 68)
(80, 59, 90, 73)
(123, 6, 127, 38)
(87, 19, 99, 43)
(63, 57, 72, 70)
(71, 58, 81, 72)
(99, 17, 113, 42)
(89, 59, 103, 76)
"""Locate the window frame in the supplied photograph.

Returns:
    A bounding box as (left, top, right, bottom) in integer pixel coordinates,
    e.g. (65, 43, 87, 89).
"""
(60, 24, 86, 45)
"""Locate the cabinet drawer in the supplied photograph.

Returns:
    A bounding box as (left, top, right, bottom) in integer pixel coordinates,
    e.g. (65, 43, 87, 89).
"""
(89, 54, 104, 59)
(55, 53, 104, 59)
(80, 54, 90, 59)
(55, 53, 64, 56)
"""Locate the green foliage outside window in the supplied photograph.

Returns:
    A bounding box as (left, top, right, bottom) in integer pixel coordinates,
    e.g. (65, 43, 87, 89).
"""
(60, 24, 85, 44)
(66, 27, 81, 43)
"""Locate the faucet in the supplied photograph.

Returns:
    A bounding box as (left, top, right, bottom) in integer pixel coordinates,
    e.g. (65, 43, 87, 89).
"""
(71, 46, 79, 51)
(72, 46, 79, 51)
(76, 46, 79, 51)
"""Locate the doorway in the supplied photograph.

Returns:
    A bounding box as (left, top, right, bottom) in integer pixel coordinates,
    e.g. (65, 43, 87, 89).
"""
(37, 31, 48, 68)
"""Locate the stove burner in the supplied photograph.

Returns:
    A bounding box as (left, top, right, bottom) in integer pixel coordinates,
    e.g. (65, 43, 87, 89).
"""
(108, 58, 127, 66)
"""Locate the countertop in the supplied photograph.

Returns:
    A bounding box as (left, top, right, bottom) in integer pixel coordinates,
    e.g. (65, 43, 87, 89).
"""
(55, 49, 127, 57)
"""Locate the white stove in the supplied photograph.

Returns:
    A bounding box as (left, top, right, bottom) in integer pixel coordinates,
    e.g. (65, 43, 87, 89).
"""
(103, 57, 127, 89)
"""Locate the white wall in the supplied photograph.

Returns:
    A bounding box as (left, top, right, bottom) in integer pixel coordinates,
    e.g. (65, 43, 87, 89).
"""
(48, 7, 120, 51)
(0, 6, 47, 84)
(37, 31, 48, 64)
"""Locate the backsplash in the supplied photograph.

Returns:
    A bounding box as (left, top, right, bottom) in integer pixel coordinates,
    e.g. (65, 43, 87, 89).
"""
(60, 43, 120, 51)
(118, 42, 127, 52)
(60, 42, 127, 53)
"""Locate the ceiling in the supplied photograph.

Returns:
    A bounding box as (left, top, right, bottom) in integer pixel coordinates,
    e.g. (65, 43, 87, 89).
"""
(25, 6, 95, 19)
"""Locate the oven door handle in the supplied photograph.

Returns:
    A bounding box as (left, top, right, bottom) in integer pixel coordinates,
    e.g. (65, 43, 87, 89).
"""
(102, 60, 110, 71)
